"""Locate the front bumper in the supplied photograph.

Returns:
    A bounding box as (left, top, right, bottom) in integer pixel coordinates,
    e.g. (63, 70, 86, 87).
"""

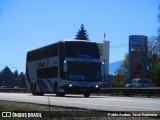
(65, 85, 100, 93)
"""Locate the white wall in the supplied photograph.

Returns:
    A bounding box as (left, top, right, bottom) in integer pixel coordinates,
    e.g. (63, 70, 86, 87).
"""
(98, 40, 110, 81)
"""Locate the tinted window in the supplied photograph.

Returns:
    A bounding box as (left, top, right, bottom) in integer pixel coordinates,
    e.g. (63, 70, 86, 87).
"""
(27, 43, 58, 62)
(37, 67, 58, 79)
(65, 42, 100, 59)
(66, 62, 101, 81)
(59, 42, 65, 79)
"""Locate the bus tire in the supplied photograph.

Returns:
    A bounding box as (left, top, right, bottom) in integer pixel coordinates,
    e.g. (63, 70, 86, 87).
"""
(58, 92, 65, 97)
(39, 92, 44, 96)
(54, 83, 65, 97)
(54, 83, 59, 96)
(84, 92, 90, 97)
(31, 88, 37, 95)
(31, 83, 37, 95)
(31, 83, 43, 96)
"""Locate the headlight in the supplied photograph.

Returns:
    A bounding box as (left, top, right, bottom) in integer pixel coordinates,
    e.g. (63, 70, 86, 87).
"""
(95, 85, 99, 88)
(69, 84, 72, 87)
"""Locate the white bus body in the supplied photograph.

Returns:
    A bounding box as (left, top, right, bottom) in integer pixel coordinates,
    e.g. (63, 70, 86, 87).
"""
(26, 40, 102, 97)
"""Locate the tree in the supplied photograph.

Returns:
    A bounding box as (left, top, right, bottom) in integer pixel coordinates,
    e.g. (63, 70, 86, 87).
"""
(115, 38, 160, 86)
(75, 24, 89, 40)
(114, 54, 128, 87)
(147, 37, 160, 85)
(0, 66, 21, 88)
(146, 5, 160, 85)
(19, 72, 26, 88)
(115, 37, 160, 86)
(158, 5, 160, 37)
(2, 66, 12, 75)
(14, 70, 19, 78)
(1, 66, 14, 87)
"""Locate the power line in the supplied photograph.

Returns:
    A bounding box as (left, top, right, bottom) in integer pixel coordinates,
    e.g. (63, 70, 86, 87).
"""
(0, 56, 26, 69)
(110, 43, 128, 49)
(7, 58, 25, 66)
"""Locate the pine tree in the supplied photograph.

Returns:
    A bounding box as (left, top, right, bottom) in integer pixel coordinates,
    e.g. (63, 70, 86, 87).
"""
(75, 24, 89, 40)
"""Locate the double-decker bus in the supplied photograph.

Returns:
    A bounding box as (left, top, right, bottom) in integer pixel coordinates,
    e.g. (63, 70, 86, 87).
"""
(26, 40, 102, 97)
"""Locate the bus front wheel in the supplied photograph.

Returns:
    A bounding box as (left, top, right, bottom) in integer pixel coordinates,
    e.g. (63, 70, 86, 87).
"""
(54, 83, 65, 97)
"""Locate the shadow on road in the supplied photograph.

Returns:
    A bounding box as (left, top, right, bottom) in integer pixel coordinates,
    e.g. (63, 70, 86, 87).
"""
(43, 94, 109, 98)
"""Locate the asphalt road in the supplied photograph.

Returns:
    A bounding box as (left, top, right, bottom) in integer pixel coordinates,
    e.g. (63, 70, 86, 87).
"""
(0, 93, 160, 112)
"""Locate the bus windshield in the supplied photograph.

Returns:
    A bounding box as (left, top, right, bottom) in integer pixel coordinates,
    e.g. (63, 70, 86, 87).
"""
(66, 62, 101, 81)
(65, 42, 100, 59)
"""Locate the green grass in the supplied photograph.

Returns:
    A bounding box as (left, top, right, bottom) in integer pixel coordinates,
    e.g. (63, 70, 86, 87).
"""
(0, 104, 33, 111)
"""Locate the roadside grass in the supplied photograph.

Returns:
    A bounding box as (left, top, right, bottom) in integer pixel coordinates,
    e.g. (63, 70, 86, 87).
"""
(0, 103, 42, 120)
(0, 102, 35, 111)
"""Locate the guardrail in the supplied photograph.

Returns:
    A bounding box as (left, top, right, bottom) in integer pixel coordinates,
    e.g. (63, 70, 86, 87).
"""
(100, 87, 160, 98)
(0, 87, 160, 98)
(0, 88, 26, 93)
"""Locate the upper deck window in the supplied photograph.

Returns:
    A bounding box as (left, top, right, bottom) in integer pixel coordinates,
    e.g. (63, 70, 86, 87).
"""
(65, 42, 100, 59)
(27, 44, 58, 62)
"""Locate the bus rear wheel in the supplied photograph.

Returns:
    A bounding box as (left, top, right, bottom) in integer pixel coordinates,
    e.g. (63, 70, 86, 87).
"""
(31, 83, 44, 96)
(84, 92, 90, 97)
(31, 83, 37, 95)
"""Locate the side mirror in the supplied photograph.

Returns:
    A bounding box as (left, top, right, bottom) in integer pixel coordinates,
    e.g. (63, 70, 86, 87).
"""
(63, 60, 67, 72)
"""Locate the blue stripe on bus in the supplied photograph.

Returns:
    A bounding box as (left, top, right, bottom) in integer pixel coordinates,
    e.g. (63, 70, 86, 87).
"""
(37, 80, 50, 91)
(46, 79, 54, 91)
(59, 85, 64, 90)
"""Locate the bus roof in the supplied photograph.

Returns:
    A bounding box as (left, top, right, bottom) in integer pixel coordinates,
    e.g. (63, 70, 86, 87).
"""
(27, 39, 96, 53)
(60, 39, 88, 42)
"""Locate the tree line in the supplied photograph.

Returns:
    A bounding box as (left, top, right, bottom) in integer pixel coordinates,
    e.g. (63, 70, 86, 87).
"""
(0, 66, 26, 88)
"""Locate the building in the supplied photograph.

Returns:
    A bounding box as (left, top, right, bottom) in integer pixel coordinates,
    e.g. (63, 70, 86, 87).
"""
(98, 40, 110, 81)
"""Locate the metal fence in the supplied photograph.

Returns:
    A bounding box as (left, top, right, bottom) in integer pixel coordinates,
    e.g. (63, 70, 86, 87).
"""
(0, 87, 160, 98)
(0, 88, 26, 93)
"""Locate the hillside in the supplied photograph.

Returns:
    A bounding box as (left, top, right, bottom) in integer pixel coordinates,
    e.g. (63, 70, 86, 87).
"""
(109, 60, 122, 75)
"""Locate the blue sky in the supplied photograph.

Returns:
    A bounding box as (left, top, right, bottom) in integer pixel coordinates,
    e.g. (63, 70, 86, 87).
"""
(0, 0, 159, 73)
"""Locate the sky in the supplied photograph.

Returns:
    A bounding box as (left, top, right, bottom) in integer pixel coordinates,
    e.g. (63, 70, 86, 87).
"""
(0, 0, 159, 73)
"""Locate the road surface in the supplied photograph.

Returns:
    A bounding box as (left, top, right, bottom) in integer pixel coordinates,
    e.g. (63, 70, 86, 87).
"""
(0, 93, 160, 113)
